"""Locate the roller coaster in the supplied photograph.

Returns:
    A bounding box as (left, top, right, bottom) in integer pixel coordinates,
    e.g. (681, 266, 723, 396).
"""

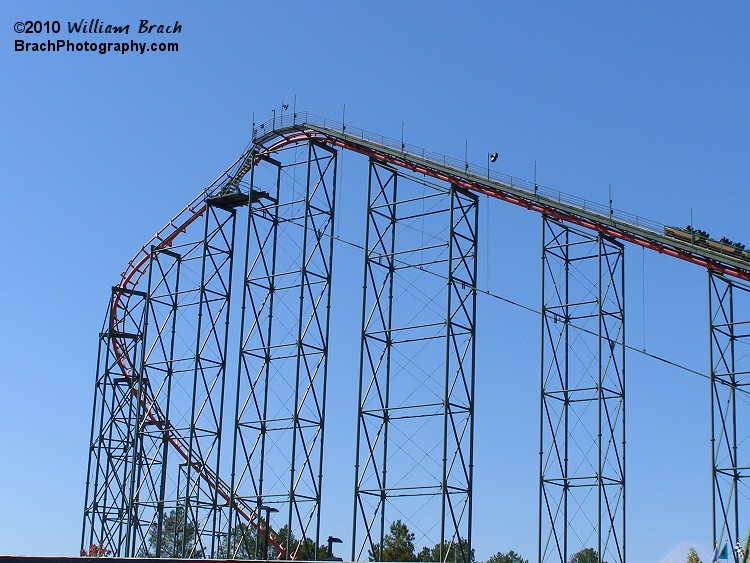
(81, 112, 750, 562)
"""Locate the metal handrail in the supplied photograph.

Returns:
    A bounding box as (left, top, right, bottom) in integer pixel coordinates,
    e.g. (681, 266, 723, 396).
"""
(253, 111, 666, 236)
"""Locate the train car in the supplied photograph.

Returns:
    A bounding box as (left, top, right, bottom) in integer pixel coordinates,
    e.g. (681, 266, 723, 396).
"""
(664, 225, 750, 262)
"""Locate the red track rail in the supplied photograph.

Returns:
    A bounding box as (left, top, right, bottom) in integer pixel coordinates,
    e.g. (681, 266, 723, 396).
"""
(254, 122, 750, 282)
(105, 119, 749, 559)
(107, 130, 338, 557)
(107, 155, 288, 556)
(313, 134, 750, 283)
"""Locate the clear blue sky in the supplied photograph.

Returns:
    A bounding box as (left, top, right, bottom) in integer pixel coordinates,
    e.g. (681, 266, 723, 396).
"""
(1, 2, 749, 562)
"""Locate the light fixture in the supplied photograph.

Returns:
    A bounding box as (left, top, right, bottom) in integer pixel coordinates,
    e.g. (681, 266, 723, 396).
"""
(326, 536, 343, 561)
(260, 505, 279, 560)
(487, 152, 498, 180)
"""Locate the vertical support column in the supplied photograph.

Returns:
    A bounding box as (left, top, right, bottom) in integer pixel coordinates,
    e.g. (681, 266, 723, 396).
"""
(131, 246, 182, 557)
(441, 185, 478, 563)
(287, 140, 337, 557)
(353, 162, 477, 563)
(82, 287, 147, 557)
(710, 272, 750, 561)
(130, 198, 237, 558)
(84, 195, 238, 558)
(183, 201, 237, 558)
(539, 217, 624, 563)
(352, 161, 398, 561)
(229, 153, 283, 559)
(231, 141, 336, 560)
(599, 230, 625, 563)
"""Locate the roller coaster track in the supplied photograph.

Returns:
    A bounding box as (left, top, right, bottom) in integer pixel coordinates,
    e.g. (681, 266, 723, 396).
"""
(105, 111, 750, 559)
(106, 154, 281, 555)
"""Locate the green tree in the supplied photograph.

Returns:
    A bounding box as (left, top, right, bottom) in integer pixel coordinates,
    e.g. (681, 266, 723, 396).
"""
(270, 524, 292, 559)
(418, 539, 475, 563)
(568, 548, 599, 563)
(146, 506, 201, 558)
(369, 520, 417, 562)
(686, 547, 703, 563)
(268, 524, 291, 560)
(485, 550, 528, 563)
(294, 536, 328, 561)
(271, 524, 328, 560)
(221, 523, 258, 559)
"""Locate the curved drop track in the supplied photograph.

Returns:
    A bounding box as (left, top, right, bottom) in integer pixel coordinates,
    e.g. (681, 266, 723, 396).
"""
(102, 112, 749, 558)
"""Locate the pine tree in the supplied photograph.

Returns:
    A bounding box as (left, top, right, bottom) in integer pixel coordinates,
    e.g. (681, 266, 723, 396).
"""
(686, 546, 703, 563)
(220, 523, 258, 559)
(486, 550, 528, 563)
(271, 524, 328, 560)
(369, 520, 417, 562)
(568, 548, 599, 563)
(417, 538, 475, 563)
(145, 506, 200, 558)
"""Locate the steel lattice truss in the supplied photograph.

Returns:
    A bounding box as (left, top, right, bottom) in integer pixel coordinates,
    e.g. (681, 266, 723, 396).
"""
(229, 141, 337, 560)
(711, 273, 750, 561)
(81, 113, 750, 562)
(352, 161, 477, 562)
(539, 218, 625, 563)
(83, 201, 237, 557)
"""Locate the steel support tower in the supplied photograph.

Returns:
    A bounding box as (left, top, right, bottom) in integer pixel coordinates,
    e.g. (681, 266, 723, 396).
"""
(539, 217, 625, 563)
(352, 160, 478, 563)
(83, 285, 147, 556)
(83, 196, 239, 557)
(710, 272, 750, 561)
(83, 112, 750, 562)
(229, 140, 337, 560)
